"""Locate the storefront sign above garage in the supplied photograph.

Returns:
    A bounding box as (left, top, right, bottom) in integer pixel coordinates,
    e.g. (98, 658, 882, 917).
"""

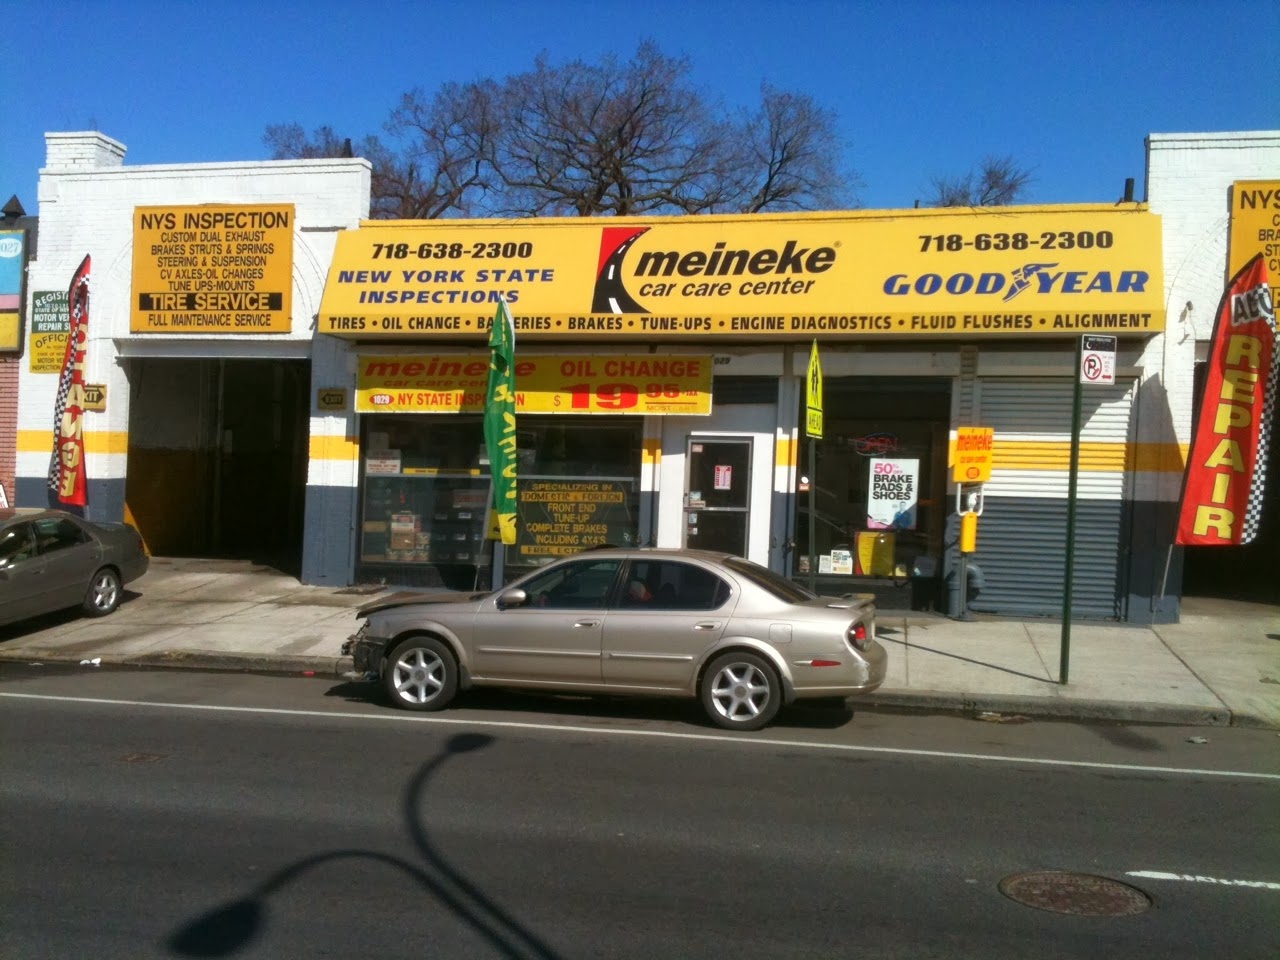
(1228, 181, 1280, 313)
(131, 204, 295, 334)
(318, 205, 1165, 341)
(356, 353, 712, 415)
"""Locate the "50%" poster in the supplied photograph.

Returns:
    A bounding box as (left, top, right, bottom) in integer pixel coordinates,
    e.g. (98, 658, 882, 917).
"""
(867, 458, 919, 530)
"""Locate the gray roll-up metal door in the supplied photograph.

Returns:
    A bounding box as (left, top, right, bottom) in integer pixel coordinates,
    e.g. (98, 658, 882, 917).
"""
(968, 376, 1135, 620)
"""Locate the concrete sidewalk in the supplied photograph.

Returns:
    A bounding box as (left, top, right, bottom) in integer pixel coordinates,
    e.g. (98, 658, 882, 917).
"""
(1, 557, 1277, 729)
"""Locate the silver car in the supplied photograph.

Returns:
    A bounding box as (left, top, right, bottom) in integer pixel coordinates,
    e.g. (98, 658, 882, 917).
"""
(0, 509, 149, 628)
(344, 548, 886, 731)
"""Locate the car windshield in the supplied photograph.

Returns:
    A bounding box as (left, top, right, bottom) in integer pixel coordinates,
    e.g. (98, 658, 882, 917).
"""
(724, 557, 817, 604)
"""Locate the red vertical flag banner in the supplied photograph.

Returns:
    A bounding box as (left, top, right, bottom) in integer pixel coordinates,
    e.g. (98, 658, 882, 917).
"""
(48, 255, 91, 506)
(1175, 254, 1278, 546)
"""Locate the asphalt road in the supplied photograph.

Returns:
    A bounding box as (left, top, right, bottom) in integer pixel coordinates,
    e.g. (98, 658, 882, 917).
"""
(2, 663, 1277, 960)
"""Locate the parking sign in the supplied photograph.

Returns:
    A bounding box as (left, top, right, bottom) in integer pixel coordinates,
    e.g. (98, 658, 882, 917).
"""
(1080, 335, 1117, 385)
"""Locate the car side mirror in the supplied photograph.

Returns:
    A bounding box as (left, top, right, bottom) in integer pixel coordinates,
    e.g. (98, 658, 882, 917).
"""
(497, 588, 528, 609)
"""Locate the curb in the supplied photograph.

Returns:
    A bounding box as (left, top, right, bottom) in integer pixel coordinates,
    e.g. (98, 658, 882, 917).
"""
(0, 649, 358, 679)
(2, 650, 1272, 730)
(862, 689, 1237, 727)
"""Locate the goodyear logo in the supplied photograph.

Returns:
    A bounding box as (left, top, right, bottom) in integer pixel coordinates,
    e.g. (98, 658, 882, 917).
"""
(883, 264, 1150, 302)
(0, 237, 22, 258)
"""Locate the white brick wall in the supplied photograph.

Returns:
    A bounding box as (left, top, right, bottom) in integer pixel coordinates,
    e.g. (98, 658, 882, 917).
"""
(16, 131, 371, 486)
(1147, 131, 1280, 343)
(1145, 130, 1280, 462)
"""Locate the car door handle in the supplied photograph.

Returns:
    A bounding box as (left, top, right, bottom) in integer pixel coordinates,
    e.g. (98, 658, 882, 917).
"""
(693, 621, 722, 630)
(574, 619, 601, 628)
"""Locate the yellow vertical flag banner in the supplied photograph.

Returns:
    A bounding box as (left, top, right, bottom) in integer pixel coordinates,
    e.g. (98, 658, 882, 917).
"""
(484, 298, 519, 544)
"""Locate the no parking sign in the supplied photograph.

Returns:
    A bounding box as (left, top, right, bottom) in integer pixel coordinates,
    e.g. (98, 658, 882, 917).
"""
(1079, 335, 1117, 385)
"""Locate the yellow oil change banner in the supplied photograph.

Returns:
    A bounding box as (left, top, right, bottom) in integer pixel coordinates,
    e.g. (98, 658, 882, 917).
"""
(131, 204, 294, 333)
(357, 353, 712, 415)
(319, 205, 1164, 341)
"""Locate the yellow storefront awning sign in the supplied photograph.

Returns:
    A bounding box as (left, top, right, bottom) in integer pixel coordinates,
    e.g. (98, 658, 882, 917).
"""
(318, 205, 1166, 341)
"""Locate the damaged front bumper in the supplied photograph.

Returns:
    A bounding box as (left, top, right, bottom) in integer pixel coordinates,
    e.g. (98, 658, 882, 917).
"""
(341, 624, 389, 676)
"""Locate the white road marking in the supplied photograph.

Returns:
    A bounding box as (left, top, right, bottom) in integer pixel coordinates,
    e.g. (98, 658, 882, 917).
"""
(607, 264, 615, 279)
(2, 691, 1279, 781)
(608, 296, 621, 313)
(1127, 871, 1280, 890)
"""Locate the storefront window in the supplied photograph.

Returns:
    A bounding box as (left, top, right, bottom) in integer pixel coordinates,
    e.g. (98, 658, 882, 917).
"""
(794, 377, 950, 586)
(504, 419, 642, 577)
(357, 414, 642, 589)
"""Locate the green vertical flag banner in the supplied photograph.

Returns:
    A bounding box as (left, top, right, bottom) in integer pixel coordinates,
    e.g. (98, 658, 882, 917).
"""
(484, 297, 519, 545)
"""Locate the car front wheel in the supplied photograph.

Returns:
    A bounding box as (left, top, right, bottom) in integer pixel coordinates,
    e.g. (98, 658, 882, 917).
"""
(700, 651, 781, 731)
(84, 568, 122, 617)
(383, 636, 458, 712)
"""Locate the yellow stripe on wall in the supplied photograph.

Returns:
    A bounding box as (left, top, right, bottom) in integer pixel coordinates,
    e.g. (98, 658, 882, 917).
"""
(776, 435, 796, 469)
(1130, 442, 1188, 473)
(994, 440, 1188, 473)
(642, 438, 662, 466)
(308, 434, 360, 461)
(17, 430, 129, 454)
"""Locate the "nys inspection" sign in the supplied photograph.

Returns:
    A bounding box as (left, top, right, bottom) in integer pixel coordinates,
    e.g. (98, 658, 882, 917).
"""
(130, 204, 294, 334)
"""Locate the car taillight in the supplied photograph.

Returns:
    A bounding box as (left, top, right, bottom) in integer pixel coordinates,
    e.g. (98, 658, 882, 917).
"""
(847, 622, 868, 651)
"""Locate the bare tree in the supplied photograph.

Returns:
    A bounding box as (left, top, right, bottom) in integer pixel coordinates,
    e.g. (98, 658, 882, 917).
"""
(380, 81, 501, 218)
(491, 43, 738, 216)
(264, 118, 492, 220)
(264, 42, 854, 219)
(927, 155, 1034, 207)
(730, 84, 855, 213)
(264, 123, 358, 159)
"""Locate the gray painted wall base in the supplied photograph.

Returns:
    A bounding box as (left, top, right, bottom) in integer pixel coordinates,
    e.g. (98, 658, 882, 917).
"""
(301, 483, 358, 586)
(16, 475, 125, 525)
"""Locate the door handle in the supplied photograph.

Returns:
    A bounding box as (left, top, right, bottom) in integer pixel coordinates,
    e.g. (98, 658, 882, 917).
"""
(693, 621, 721, 630)
(574, 619, 601, 628)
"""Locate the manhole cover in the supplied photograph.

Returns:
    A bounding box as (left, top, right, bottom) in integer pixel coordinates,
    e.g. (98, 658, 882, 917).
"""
(998, 871, 1152, 916)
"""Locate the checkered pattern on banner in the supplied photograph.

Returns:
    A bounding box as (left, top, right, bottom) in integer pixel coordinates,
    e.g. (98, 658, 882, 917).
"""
(48, 256, 90, 496)
(1242, 308, 1279, 545)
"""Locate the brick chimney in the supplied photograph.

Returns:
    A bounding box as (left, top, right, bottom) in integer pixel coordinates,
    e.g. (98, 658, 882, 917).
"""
(44, 132, 127, 170)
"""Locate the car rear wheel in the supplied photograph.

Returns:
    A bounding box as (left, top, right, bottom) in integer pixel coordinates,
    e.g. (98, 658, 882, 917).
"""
(700, 652, 781, 731)
(383, 636, 458, 712)
(83, 568, 122, 617)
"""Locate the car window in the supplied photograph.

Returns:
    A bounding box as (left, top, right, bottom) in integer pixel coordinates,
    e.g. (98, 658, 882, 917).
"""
(519, 558, 622, 610)
(724, 556, 816, 604)
(33, 517, 90, 555)
(0, 523, 36, 565)
(619, 560, 731, 611)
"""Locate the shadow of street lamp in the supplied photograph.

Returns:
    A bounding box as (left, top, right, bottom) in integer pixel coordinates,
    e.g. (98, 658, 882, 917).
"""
(168, 732, 557, 959)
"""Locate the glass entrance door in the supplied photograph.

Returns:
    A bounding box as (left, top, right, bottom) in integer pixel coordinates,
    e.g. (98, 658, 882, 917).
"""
(684, 438, 752, 556)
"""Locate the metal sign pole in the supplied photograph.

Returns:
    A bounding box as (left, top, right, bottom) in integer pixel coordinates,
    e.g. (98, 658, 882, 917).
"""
(807, 440, 817, 594)
(1060, 339, 1085, 685)
(804, 340, 823, 595)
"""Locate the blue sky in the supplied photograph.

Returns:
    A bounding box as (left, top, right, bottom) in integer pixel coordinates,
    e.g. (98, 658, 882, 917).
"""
(5, 0, 1278, 214)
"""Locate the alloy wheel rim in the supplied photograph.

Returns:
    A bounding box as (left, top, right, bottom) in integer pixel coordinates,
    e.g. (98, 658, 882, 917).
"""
(393, 648, 445, 704)
(93, 575, 118, 611)
(710, 662, 770, 721)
